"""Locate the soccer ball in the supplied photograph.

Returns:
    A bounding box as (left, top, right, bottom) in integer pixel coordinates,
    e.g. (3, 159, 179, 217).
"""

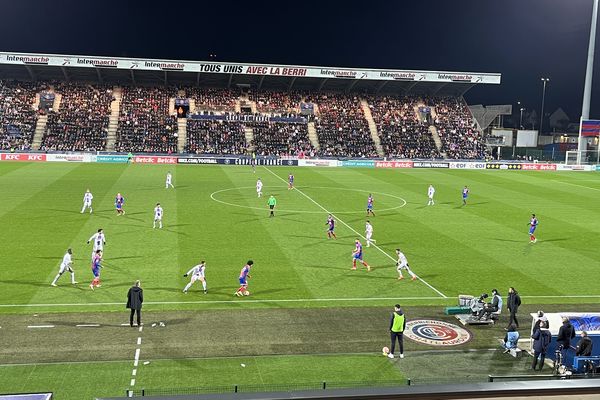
(243, 290, 250, 296)
(382, 346, 390, 355)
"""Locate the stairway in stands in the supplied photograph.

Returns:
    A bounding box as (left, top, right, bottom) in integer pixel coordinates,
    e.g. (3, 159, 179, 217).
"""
(177, 119, 187, 153)
(360, 99, 384, 157)
(244, 126, 254, 152)
(307, 121, 320, 151)
(105, 87, 122, 151)
(32, 92, 62, 150)
(425, 105, 446, 158)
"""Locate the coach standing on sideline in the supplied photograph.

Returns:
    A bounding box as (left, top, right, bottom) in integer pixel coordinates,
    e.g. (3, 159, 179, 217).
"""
(388, 304, 406, 359)
(127, 280, 144, 327)
(506, 287, 521, 329)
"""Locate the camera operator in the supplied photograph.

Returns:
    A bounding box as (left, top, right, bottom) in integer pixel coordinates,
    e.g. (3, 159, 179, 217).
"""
(476, 289, 501, 321)
(556, 317, 576, 360)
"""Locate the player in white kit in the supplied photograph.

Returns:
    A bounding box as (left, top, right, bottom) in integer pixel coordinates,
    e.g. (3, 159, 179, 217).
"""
(51, 248, 77, 286)
(87, 229, 106, 260)
(165, 171, 174, 189)
(256, 178, 263, 198)
(183, 261, 207, 294)
(395, 248, 417, 281)
(153, 203, 163, 229)
(365, 220, 376, 247)
(427, 184, 435, 206)
(81, 189, 93, 213)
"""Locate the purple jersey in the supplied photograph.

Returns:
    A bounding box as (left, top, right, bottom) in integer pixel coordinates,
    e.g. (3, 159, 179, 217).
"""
(367, 196, 373, 208)
(288, 175, 294, 183)
(240, 265, 251, 280)
(327, 217, 335, 230)
(529, 217, 538, 233)
(115, 195, 124, 207)
(353, 242, 363, 258)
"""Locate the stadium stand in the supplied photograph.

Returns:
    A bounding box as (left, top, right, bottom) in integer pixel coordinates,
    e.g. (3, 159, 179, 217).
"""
(367, 95, 440, 159)
(433, 97, 487, 159)
(115, 86, 178, 154)
(187, 88, 238, 112)
(41, 83, 113, 152)
(249, 90, 302, 115)
(252, 121, 314, 157)
(185, 119, 247, 155)
(308, 93, 378, 158)
(0, 80, 42, 151)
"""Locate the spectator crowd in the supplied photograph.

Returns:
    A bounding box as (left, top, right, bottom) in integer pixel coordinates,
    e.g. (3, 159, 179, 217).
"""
(252, 122, 314, 157)
(0, 81, 44, 151)
(434, 97, 487, 159)
(186, 120, 247, 155)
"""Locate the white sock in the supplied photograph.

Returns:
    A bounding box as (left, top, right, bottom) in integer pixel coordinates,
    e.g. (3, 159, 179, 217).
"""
(70, 272, 76, 283)
(159, 222, 162, 229)
(183, 282, 192, 292)
(202, 281, 207, 291)
(52, 274, 61, 285)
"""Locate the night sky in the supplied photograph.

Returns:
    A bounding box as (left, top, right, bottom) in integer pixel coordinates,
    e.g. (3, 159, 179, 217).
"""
(1, 0, 598, 127)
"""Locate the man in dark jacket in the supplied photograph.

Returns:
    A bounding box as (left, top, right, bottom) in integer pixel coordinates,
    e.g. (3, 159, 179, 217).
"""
(388, 304, 406, 359)
(556, 317, 576, 359)
(531, 320, 551, 371)
(127, 280, 144, 327)
(506, 287, 521, 329)
(477, 289, 501, 320)
(575, 331, 593, 357)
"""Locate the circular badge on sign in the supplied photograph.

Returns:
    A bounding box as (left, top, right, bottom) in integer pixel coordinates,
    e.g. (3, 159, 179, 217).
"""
(404, 319, 471, 346)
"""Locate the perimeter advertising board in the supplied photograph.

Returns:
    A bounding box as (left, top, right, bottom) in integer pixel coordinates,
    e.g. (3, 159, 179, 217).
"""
(0, 153, 46, 162)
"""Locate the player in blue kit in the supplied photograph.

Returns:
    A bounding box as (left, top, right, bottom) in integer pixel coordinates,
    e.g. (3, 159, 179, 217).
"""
(352, 239, 371, 271)
(366, 194, 375, 216)
(89, 249, 103, 290)
(288, 174, 294, 190)
(462, 186, 469, 206)
(528, 214, 538, 243)
(326, 214, 337, 239)
(115, 193, 125, 215)
(235, 260, 254, 296)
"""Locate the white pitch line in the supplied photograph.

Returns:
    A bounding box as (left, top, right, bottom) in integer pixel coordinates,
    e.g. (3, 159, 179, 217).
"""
(76, 324, 100, 327)
(130, 378, 135, 386)
(137, 337, 142, 345)
(132, 369, 137, 376)
(263, 166, 448, 298)
(27, 325, 54, 329)
(553, 180, 600, 191)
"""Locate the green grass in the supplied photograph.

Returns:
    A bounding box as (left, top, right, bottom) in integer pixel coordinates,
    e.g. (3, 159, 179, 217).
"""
(0, 163, 599, 398)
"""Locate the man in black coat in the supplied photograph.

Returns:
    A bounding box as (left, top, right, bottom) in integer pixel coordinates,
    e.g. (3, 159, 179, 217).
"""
(127, 280, 144, 327)
(531, 320, 551, 371)
(576, 331, 593, 357)
(556, 317, 576, 359)
(506, 287, 521, 329)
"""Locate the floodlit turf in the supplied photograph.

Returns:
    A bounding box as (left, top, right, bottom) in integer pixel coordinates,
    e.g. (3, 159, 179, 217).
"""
(1, 162, 600, 398)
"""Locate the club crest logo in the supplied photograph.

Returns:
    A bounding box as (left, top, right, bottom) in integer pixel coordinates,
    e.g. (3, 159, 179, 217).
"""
(404, 320, 471, 346)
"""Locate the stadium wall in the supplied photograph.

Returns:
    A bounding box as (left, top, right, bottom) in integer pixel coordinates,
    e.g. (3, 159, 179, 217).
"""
(0, 152, 597, 171)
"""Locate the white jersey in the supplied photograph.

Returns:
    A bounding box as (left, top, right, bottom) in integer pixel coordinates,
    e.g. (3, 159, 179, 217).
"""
(365, 223, 373, 236)
(83, 192, 93, 203)
(154, 206, 163, 220)
(396, 251, 408, 267)
(256, 181, 263, 191)
(166, 173, 172, 184)
(89, 232, 105, 251)
(428, 186, 435, 198)
(59, 252, 73, 273)
(186, 263, 205, 278)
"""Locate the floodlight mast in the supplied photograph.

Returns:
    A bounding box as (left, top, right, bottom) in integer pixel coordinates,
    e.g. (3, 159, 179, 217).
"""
(577, 0, 599, 164)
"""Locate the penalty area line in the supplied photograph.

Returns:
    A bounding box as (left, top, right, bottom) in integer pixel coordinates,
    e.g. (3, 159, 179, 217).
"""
(263, 166, 448, 299)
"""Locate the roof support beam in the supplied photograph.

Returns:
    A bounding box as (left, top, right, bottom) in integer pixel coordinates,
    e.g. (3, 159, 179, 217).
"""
(96, 68, 103, 84)
(60, 66, 69, 81)
(25, 66, 36, 81)
(403, 82, 418, 95)
(227, 74, 233, 88)
(375, 81, 388, 94)
(164, 71, 168, 85)
(318, 78, 328, 91)
(196, 72, 201, 87)
(346, 79, 359, 92)
(458, 83, 476, 97)
(257, 75, 265, 90)
(130, 69, 136, 84)
(288, 77, 297, 91)
(433, 82, 449, 96)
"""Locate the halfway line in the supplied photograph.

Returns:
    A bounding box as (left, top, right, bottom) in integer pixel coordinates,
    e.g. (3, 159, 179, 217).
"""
(263, 166, 448, 298)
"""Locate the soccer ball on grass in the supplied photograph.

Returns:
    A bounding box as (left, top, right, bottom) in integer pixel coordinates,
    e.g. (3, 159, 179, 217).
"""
(243, 290, 250, 296)
(382, 346, 390, 356)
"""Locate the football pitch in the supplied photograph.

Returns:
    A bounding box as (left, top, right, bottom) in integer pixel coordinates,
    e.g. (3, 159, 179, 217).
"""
(1, 162, 600, 399)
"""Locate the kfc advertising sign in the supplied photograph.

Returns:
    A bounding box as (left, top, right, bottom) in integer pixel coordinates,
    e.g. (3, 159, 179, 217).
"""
(1, 153, 46, 162)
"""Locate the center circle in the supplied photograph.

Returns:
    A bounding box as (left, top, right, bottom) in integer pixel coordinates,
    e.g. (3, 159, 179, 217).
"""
(210, 186, 406, 214)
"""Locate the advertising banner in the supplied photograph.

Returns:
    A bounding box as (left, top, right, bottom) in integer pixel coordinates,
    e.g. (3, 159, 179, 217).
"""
(133, 156, 177, 164)
(341, 160, 375, 168)
(96, 155, 130, 163)
(556, 164, 594, 171)
(298, 159, 340, 167)
(46, 153, 92, 163)
(449, 162, 486, 169)
(0, 153, 46, 162)
(521, 163, 557, 171)
(413, 161, 449, 168)
(486, 163, 522, 170)
(375, 161, 413, 168)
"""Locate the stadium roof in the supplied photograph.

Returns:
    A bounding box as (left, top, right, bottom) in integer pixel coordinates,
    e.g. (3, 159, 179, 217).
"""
(0, 52, 501, 96)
